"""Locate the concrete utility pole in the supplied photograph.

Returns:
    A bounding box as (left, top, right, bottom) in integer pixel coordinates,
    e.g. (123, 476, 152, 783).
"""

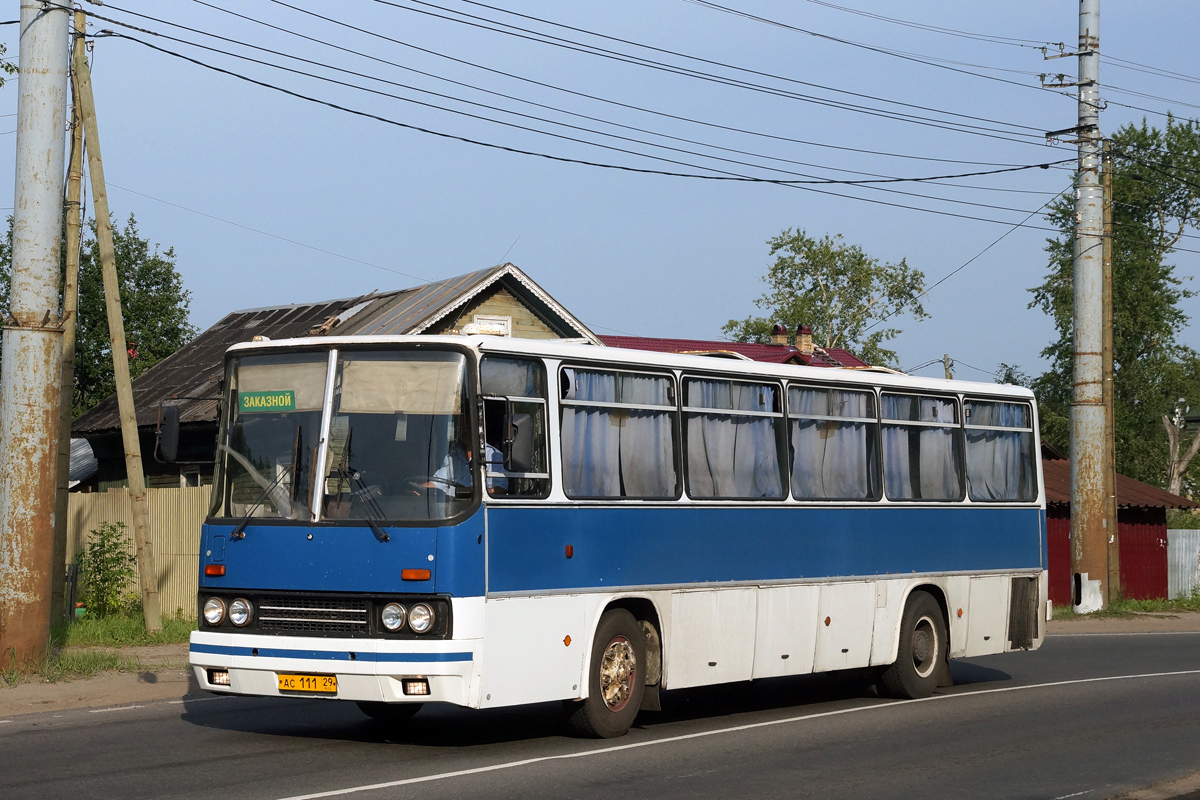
(1102, 140, 1120, 599)
(1070, 0, 1107, 613)
(942, 354, 953, 380)
(51, 10, 87, 625)
(73, 33, 163, 632)
(0, 1, 70, 668)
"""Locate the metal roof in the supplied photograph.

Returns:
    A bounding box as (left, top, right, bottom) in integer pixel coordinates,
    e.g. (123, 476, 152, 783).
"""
(597, 335, 871, 368)
(1041, 457, 1199, 510)
(72, 264, 597, 436)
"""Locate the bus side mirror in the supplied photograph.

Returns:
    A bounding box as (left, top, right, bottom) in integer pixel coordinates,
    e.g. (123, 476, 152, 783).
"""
(160, 405, 180, 463)
(505, 412, 533, 473)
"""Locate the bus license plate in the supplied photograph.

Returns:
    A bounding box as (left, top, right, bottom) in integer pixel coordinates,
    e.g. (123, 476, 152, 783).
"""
(277, 673, 337, 694)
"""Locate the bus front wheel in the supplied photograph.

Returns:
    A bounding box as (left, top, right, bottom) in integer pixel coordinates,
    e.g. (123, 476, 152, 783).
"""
(879, 591, 946, 700)
(566, 609, 645, 738)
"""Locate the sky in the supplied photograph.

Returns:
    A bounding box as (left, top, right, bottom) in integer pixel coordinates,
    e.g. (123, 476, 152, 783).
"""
(2, 0, 1197, 382)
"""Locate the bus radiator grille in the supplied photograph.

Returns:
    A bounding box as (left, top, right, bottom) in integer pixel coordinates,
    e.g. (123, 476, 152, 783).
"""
(257, 597, 370, 635)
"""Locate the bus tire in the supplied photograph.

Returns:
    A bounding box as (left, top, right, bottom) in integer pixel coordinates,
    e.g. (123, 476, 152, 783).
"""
(879, 591, 946, 700)
(356, 701, 423, 724)
(566, 609, 645, 738)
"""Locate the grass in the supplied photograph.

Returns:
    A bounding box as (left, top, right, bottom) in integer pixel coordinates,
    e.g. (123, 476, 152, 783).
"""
(1053, 589, 1200, 619)
(1, 613, 195, 688)
(55, 613, 194, 648)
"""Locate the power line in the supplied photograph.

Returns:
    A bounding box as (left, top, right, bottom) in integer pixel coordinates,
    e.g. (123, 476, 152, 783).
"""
(367, 0, 1060, 147)
(98, 1, 1070, 191)
(796, 0, 1053, 48)
(252, 0, 1047, 169)
(681, 0, 1065, 98)
(104, 181, 435, 282)
(99, 31, 1081, 232)
(89, 13, 1071, 210)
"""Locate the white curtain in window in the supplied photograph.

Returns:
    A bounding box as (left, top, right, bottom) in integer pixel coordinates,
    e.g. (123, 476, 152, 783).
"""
(790, 389, 873, 499)
(687, 381, 782, 498)
(966, 402, 1032, 501)
(561, 371, 620, 496)
(619, 375, 675, 497)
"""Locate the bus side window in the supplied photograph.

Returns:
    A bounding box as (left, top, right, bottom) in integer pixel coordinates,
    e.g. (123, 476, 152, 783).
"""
(963, 399, 1036, 501)
(559, 367, 679, 499)
(788, 385, 880, 501)
(481, 357, 550, 498)
(880, 393, 964, 501)
(682, 377, 786, 499)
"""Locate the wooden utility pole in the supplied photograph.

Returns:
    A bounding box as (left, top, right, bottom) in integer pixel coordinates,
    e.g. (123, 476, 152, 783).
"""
(51, 10, 88, 625)
(1102, 140, 1120, 600)
(72, 28, 162, 631)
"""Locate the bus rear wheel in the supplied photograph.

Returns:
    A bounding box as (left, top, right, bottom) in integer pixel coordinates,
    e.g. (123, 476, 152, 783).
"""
(566, 609, 645, 739)
(879, 591, 946, 700)
(356, 701, 423, 724)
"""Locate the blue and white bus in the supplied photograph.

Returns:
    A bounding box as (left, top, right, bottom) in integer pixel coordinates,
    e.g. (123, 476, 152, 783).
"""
(185, 335, 1046, 738)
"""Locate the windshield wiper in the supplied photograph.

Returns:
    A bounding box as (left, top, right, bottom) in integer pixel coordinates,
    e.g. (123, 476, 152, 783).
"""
(225, 425, 303, 539)
(331, 429, 390, 543)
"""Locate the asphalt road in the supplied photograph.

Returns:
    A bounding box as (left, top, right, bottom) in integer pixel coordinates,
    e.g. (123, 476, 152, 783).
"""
(3, 632, 1199, 800)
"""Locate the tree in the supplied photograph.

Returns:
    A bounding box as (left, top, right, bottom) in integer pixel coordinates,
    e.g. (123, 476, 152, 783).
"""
(723, 230, 927, 366)
(0, 214, 197, 415)
(1029, 115, 1200, 493)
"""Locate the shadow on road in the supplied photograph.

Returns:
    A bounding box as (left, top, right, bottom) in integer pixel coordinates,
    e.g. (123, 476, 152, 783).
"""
(178, 660, 1012, 748)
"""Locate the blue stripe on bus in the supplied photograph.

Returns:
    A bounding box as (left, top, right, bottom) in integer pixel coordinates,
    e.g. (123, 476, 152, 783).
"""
(485, 505, 1043, 594)
(189, 643, 473, 662)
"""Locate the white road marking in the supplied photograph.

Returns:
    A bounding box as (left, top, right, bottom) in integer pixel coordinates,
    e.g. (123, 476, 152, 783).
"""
(1052, 631, 1200, 637)
(87, 704, 145, 714)
(168, 695, 233, 705)
(1051, 791, 1092, 799)
(0, 720, 11, 724)
(274, 668, 1200, 800)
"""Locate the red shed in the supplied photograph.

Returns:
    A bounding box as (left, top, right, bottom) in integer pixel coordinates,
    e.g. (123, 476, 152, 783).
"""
(1041, 445, 1199, 605)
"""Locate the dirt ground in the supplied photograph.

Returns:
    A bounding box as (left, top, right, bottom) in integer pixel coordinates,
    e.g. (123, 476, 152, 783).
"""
(3, 612, 1200, 719)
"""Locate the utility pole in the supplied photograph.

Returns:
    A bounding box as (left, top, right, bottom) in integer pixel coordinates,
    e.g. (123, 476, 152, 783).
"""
(943, 354, 953, 380)
(1070, 0, 1107, 613)
(0, 1, 70, 669)
(51, 10, 87, 625)
(73, 32, 163, 632)
(1102, 140, 1120, 600)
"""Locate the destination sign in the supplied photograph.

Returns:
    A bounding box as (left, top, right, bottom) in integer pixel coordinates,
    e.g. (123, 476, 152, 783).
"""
(238, 390, 296, 413)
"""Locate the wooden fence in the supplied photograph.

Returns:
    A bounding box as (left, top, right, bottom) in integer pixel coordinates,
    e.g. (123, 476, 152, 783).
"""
(67, 487, 211, 618)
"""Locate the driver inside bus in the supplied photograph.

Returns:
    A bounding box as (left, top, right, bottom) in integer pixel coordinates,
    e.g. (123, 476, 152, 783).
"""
(416, 441, 509, 496)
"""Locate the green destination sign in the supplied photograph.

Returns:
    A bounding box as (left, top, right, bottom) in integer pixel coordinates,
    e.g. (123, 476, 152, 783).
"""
(239, 390, 296, 413)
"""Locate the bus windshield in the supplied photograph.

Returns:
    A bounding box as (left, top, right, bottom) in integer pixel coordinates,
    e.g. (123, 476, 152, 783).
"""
(212, 351, 329, 521)
(321, 349, 473, 522)
(211, 347, 474, 523)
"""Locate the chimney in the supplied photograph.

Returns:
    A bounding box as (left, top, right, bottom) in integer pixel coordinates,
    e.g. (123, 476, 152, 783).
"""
(770, 324, 788, 346)
(796, 324, 814, 356)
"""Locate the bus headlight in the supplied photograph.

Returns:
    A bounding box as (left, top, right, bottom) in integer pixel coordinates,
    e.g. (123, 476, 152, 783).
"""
(408, 603, 434, 633)
(203, 597, 226, 626)
(381, 603, 406, 632)
(229, 598, 253, 627)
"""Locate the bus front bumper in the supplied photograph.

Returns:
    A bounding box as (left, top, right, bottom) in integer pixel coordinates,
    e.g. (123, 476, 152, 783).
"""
(189, 631, 481, 707)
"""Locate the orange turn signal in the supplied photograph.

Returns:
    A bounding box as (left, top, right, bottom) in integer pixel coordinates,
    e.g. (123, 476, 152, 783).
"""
(401, 569, 431, 581)
(204, 564, 226, 577)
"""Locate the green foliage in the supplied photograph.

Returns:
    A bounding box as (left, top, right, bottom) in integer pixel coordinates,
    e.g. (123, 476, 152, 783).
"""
(73, 215, 198, 413)
(77, 522, 137, 618)
(1029, 116, 1200, 491)
(0, 214, 197, 415)
(1052, 588, 1200, 619)
(723, 230, 927, 367)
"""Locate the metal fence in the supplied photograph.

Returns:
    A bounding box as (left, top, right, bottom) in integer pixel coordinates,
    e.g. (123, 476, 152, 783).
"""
(1167, 529, 1200, 600)
(67, 487, 210, 618)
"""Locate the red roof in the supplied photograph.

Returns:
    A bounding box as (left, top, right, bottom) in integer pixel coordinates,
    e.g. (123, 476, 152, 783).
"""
(598, 335, 870, 369)
(1040, 457, 1198, 510)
